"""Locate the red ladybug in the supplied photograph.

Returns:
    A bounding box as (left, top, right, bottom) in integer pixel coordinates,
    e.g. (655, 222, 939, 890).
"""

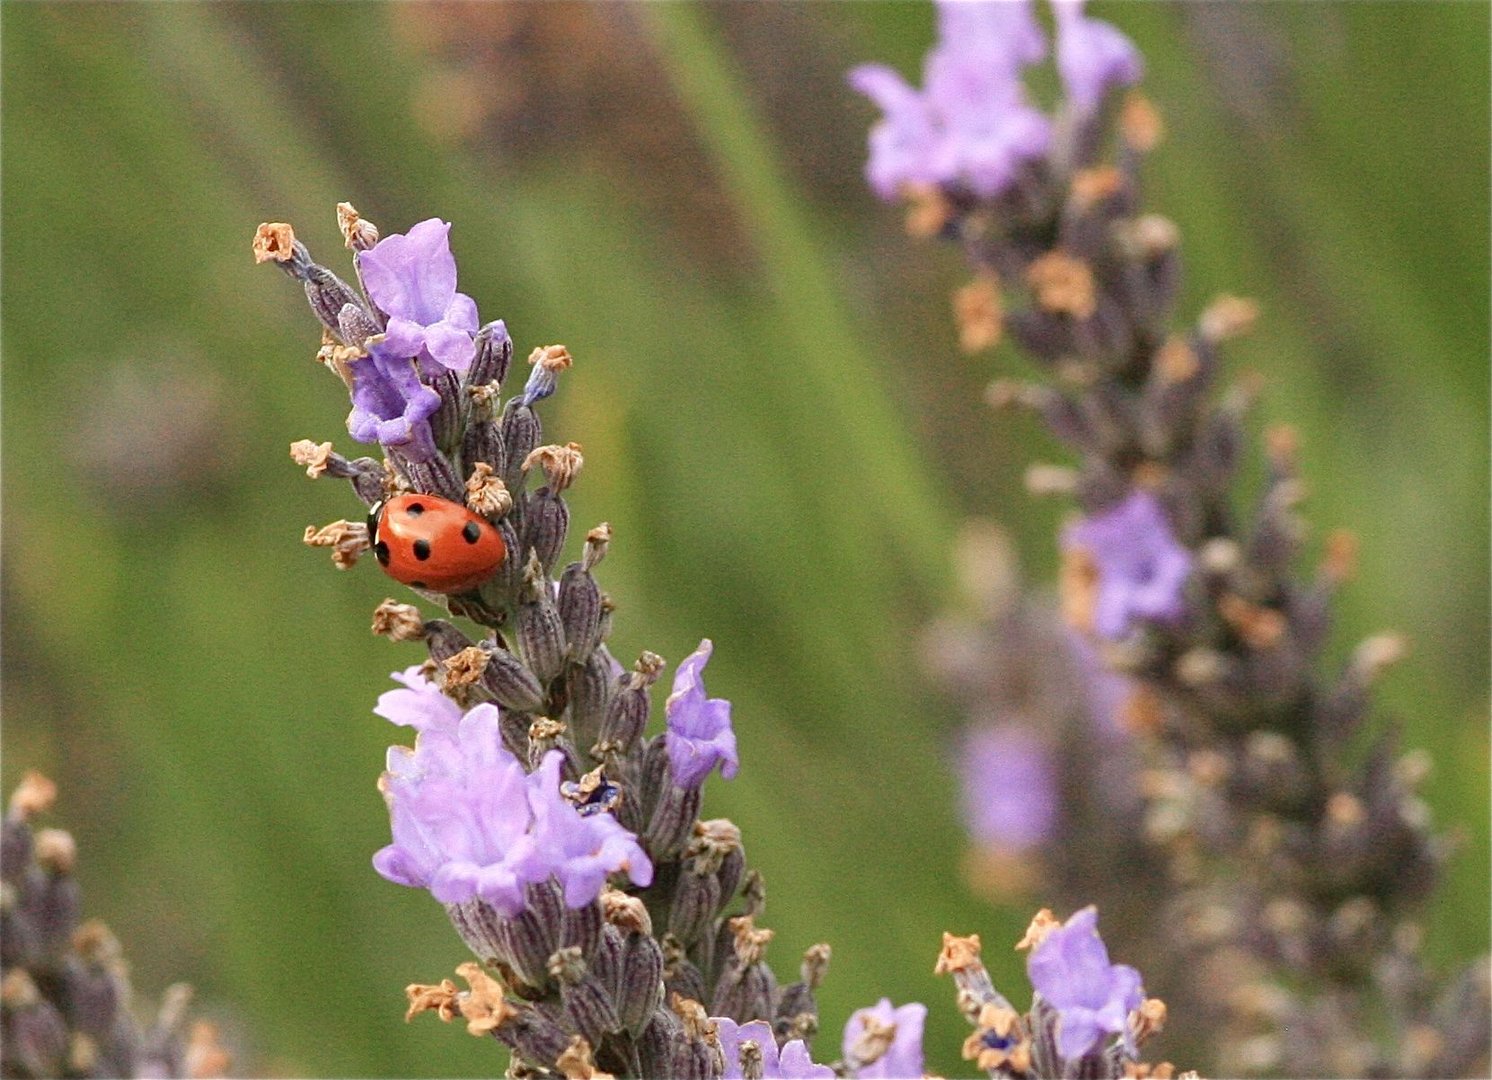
(368, 493, 506, 594)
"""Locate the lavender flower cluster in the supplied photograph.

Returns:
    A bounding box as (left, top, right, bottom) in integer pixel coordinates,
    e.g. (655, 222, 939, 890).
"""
(854, 1, 1490, 1076)
(0, 773, 229, 1079)
(253, 199, 1189, 1079)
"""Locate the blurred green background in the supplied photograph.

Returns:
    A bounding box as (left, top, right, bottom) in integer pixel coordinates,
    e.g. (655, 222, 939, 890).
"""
(2, 3, 1486, 1076)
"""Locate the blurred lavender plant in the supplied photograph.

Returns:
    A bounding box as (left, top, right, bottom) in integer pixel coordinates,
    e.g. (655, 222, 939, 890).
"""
(0, 773, 230, 1079)
(254, 203, 1190, 1080)
(853, 2, 1490, 1076)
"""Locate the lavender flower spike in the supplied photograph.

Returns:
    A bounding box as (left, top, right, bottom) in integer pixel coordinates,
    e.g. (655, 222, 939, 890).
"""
(356, 218, 480, 376)
(715, 1017, 834, 1080)
(849, 0, 1051, 201)
(1027, 907, 1144, 1061)
(374, 706, 651, 914)
(1063, 490, 1192, 641)
(842, 998, 927, 1079)
(1052, 0, 1143, 114)
(664, 639, 739, 789)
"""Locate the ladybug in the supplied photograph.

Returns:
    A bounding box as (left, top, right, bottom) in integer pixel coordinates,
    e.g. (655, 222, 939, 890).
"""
(367, 493, 506, 594)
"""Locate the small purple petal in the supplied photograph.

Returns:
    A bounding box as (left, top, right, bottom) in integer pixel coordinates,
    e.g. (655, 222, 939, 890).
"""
(664, 640, 739, 789)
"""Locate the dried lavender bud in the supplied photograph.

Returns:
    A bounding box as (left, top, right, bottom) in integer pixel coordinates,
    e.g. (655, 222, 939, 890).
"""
(597, 654, 663, 759)
(428, 369, 466, 455)
(468, 320, 514, 388)
(667, 870, 721, 948)
(488, 519, 525, 604)
(559, 900, 603, 959)
(420, 618, 475, 667)
(336, 303, 381, 351)
(477, 642, 546, 713)
(662, 937, 707, 1006)
(516, 553, 567, 685)
(616, 933, 666, 1038)
(521, 345, 573, 408)
(558, 562, 605, 663)
(2, 972, 69, 1078)
(548, 947, 620, 1048)
(564, 652, 614, 763)
(645, 785, 702, 863)
(710, 916, 776, 1024)
(522, 488, 570, 577)
(301, 262, 365, 337)
(461, 419, 507, 484)
(636, 1007, 685, 1079)
(500, 399, 542, 493)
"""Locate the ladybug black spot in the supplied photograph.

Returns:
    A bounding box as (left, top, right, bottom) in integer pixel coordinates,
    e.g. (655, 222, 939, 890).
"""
(406, 502, 425, 517)
(409, 581, 427, 590)
(462, 521, 481, 544)
(413, 538, 432, 561)
(374, 541, 391, 567)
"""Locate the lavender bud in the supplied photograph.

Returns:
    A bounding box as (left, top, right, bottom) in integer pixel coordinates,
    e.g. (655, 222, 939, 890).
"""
(550, 947, 620, 1047)
(560, 899, 603, 959)
(1, 821, 34, 886)
(637, 1008, 686, 1079)
(646, 785, 703, 862)
(663, 936, 708, 1005)
(493, 520, 525, 601)
(497, 1005, 573, 1071)
(521, 489, 570, 578)
(302, 263, 363, 336)
(391, 447, 465, 505)
(461, 418, 506, 480)
(517, 554, 567, 685)
(500, 399, 542, 493)
(421, 619, 474, 667)
(591, 922, 625, 999)
(468, 320, 514, 388)
(565, 652, 614, 761)
(1, 972, 69, 1077)
(710, 956, 777, 1026)
(667, 869, 722, 947)
(335, 303, 380, 351)
(618, 933, 666, 1037)
(558, 563, 604, 662)
(478, 643, 546, 713)
(60, 954, 125, 1038)
(428, 370, 466, 456)
(597, 660, 659, 759)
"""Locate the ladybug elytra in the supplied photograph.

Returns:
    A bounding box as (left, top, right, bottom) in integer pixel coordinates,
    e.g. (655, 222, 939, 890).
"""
(368, 493, 506, 594)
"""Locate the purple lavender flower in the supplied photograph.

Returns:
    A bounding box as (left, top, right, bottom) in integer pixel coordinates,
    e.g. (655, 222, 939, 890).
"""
(1052, 0, 1143, 114)
(842, 998, 927, 1079)
(1063, 490, 1192, 640)
(849, 0, 1051, 200)
(961, 723, 1058, 850)
(374, 664, 463, 733)
(664, 639, 739, 790)
(356, 218, 480, 376)
(373, 702, 652, 915)
(345, 335, 443, 459)
(1027, 906, 1144, 1060)
(715, 1017, 834, 1080)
